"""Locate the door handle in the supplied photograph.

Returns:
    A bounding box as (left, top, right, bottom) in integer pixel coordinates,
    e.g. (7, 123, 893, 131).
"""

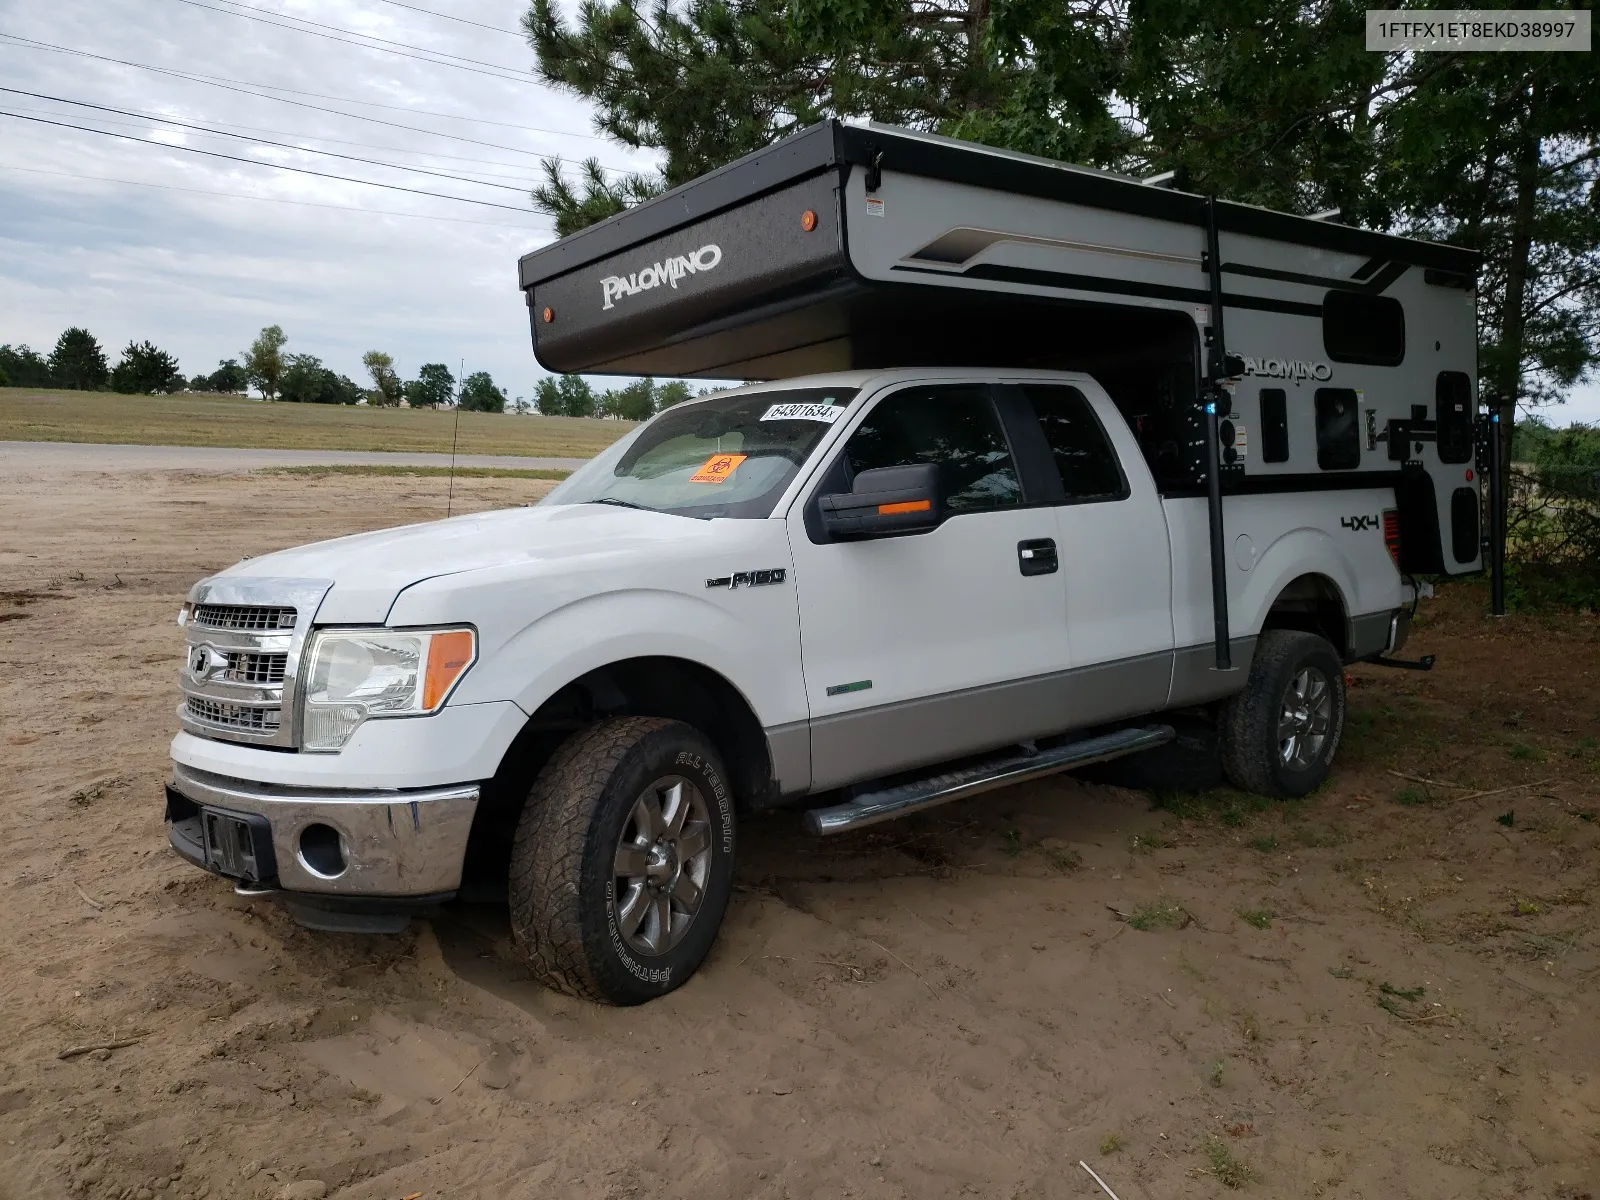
(1018, 538, 1058, 576)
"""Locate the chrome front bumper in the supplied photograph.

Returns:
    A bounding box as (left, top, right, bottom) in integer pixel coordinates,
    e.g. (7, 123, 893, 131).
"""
(168, 761, 478, 897)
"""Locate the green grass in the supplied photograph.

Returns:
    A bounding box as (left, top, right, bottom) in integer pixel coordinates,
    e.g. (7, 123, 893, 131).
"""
(1238, 907, 1273, 929)
(1099, 1134, 1122, 1155)
(1201, 1134, 1255, 1188)
(1246, 834, 1279, 853)
(1128, 901, 1189, 931)
(0, 386, 632, 458)
(261, 464, 571, 480)
(1393, 786, 1426, 807)
(1507, 741, 1543, 762)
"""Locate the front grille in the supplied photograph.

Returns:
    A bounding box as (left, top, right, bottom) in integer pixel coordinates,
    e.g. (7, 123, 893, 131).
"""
(193, 603, 297, 631)
(186, 696, 282, 733)
(223, 651, 287, 685)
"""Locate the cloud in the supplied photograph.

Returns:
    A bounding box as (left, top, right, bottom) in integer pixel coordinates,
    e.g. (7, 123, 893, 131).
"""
(0, 0, 657, 398)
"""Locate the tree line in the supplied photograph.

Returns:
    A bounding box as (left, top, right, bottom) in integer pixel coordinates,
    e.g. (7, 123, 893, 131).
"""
(1, 325, 690, 418)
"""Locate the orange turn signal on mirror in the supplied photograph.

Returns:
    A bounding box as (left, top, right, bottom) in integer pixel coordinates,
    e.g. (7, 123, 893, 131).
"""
(422, 630, 476, 710)
(542, 306, 555, 323)
(877, 499, 932, 515)
(800, 209, 818, 232)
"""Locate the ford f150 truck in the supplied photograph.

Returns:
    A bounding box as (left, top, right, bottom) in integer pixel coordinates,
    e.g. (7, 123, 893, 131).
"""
(167, 122, 1481, 1005)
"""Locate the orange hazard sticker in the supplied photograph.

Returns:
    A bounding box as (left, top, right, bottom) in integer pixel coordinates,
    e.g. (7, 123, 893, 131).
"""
(689, 453, 747, 484)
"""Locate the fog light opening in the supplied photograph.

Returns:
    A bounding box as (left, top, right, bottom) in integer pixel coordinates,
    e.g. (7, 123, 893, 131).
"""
(298, 823, 347, 878)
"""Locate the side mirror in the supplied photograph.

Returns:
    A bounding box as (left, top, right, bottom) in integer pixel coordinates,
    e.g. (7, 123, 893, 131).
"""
(819, 463, 941, 540)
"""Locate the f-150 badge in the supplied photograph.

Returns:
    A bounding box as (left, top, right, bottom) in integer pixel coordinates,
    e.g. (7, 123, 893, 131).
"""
(706, 569, 787, 589)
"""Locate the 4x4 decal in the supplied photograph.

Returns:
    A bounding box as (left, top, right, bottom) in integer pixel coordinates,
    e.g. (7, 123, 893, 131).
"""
(1341, 514, 1380, 531)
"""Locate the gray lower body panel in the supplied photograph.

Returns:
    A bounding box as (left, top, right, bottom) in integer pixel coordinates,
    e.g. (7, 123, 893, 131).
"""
(1348, 610, 1398, 661)
(805, 651, 1173, 793)
(1167, 636, 1259, 707)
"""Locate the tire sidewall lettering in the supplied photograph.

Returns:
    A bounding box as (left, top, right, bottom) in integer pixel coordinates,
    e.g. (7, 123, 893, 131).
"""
(604, 878, 672, 986)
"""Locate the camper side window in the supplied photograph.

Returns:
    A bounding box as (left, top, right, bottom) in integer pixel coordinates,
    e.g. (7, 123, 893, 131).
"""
(1323, 291, 1406, 366)
(1018, 385, 1126, 502)
(1315, 388, 1362, 470)
(845, 385, 1023, 515)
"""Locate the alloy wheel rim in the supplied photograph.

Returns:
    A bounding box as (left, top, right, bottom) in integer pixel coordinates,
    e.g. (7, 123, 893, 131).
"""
(610, 775, 713, 956)
(1277, 666, 1333, 770)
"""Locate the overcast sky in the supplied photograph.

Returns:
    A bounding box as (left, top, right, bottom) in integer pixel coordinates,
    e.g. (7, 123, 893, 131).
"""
(0, 0, 660, 402)
(1, 2, 1596, 420)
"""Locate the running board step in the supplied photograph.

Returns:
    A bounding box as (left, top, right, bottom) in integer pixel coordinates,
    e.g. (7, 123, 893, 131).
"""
(804, 725, 1176, 836)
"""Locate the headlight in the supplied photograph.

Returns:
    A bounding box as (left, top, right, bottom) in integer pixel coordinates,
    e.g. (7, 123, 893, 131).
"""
(301, 627, 476, 751)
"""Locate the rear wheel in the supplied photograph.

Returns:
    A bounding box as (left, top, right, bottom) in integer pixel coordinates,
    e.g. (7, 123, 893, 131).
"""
(1219, 630, 1346, 798)
(508, 716, 736, 1005)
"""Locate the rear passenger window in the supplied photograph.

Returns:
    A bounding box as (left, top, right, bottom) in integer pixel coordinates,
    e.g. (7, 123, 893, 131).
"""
(1315, 388, 1361, 470)
(1323, 291, 1405, 365)
(845, 385, 1022, 514)
(1020, 385, 1125, 501)
(1259, 388, 1289, 463)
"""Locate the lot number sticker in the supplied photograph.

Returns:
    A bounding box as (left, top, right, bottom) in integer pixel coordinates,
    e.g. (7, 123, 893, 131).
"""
(689, 453, 748, 484)
(760, 403, 844, 423)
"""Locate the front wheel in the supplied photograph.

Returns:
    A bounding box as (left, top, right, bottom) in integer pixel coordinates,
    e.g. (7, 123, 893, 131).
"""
(1219, 629, 1347, 798)
(508, 717, 736, 1005)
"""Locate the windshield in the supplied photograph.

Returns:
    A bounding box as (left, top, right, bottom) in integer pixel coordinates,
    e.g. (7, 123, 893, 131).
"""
(540, 387, 858, 518)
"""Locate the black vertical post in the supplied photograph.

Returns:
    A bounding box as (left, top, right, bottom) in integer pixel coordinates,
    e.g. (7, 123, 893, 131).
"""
(1203, 197, 1232, 671)
(1489, 406, 1506, 615)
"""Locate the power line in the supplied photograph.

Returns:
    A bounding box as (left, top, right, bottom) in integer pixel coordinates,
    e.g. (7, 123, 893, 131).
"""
(166, 0, 532, 83)
(0, 110, 541, 212)
(0, 33, 637, 168)
(3, 102, 545, 181)
(368, 0, 523, 37)
(0, 162, 551, 231)
(0, 87, 536, 193)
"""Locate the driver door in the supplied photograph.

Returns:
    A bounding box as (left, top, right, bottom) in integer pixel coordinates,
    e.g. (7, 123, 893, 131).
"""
(785, 383, 1072, 790)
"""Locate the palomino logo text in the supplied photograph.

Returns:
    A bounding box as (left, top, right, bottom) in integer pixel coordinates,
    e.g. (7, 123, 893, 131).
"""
(1242, 355, 1333, 382)
(600, 244, 722, 310)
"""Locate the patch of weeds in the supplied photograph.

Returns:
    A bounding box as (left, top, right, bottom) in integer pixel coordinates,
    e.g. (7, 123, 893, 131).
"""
(1219, 806, 1246, 827)
(1327, 965, 1355, 980)
(1099, 1134, 1122, 1155)
(1576, 811, 1596, 823)
(1514, 898, 1542, 916)
(1043, 846, 1082, 872)
(1497, 810, 1516, 828)
(1001, 827, 1023, 857)
(1207, 1059, 1225, 1088)
(1393, 786, 1426, 807)
(1507, 741, 1542, 762)
(1376, 981, 1427, 1019)
(1152, 790, 1209, 820)
(1247, 834, 1278, 853)
(1238, 907, 1273, 929)
(1201, 1134, 1256, 1188)
(67, 779, 118, 807)
(1238, 1012, 1260, 1041)
(1128, 901, 1190, 931)
(1379, 982, 1426, 1001)
(1129, 830, 1173, 854)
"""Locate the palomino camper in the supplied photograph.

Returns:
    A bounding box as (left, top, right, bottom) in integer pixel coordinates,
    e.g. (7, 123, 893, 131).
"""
(518, 119, 1484, 600)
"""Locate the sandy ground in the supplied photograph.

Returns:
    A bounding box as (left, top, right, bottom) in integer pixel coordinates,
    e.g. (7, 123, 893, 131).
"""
(0, 461, 1596, 1200)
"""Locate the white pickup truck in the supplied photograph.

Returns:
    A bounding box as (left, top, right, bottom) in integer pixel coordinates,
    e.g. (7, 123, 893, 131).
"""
(168, 367, 1414, 1004)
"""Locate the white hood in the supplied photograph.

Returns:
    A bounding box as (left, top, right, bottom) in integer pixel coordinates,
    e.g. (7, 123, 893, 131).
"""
(218, 503, 710, 624)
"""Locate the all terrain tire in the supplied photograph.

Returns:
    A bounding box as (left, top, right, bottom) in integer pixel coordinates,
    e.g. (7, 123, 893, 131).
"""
(508, 717, 736, 1005)
(1218, 629, 1347, 798)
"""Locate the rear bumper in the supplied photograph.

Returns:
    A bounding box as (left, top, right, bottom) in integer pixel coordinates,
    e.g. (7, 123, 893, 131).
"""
(167, 761, 478, 897)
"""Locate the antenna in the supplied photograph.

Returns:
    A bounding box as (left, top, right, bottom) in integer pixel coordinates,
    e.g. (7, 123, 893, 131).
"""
(446, 358, 463, 518)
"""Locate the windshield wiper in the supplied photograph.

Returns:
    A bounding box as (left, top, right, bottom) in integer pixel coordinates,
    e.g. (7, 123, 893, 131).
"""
(589, 497, 656, 512)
